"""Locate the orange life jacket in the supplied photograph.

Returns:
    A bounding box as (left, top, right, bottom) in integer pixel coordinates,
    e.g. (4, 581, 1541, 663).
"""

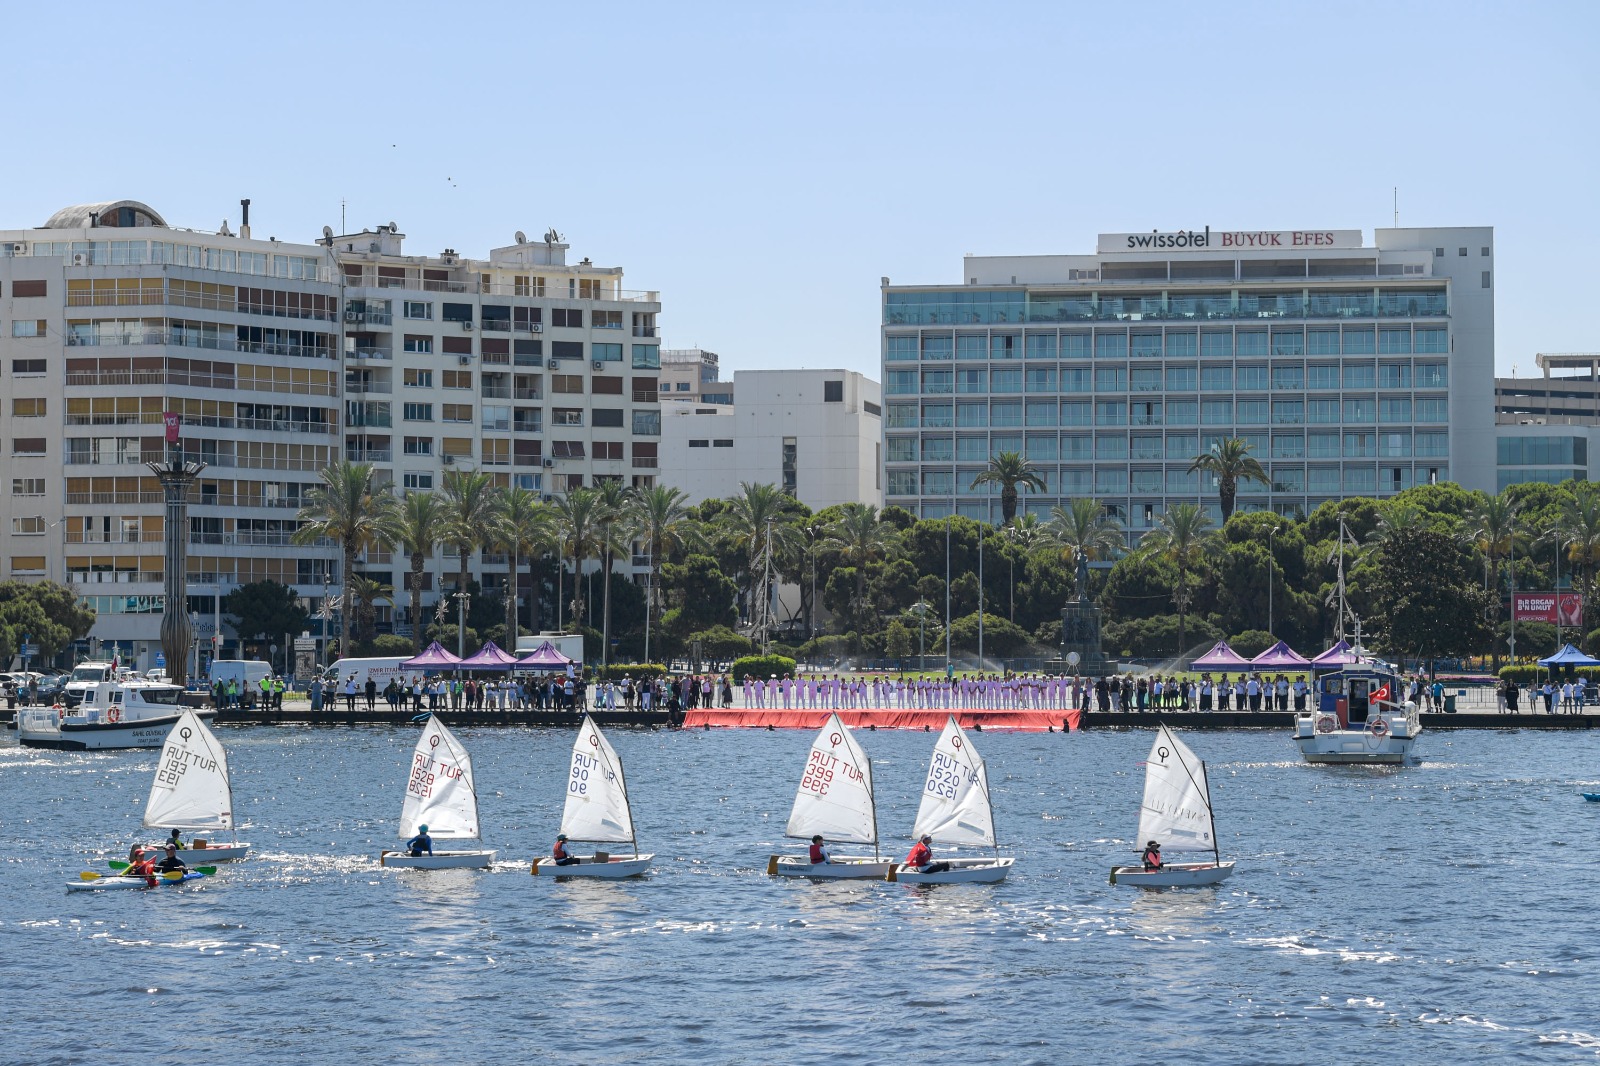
(553, 839, 569, 860)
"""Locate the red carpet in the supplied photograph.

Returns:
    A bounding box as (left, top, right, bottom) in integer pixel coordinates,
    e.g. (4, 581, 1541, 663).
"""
(681, 707, 1076, 731)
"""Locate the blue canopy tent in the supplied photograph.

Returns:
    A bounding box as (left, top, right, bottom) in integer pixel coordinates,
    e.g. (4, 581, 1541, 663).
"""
(1537, 644, 1600, 668)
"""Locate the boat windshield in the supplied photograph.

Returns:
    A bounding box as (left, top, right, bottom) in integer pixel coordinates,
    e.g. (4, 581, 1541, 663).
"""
(135, 687, 182, 705)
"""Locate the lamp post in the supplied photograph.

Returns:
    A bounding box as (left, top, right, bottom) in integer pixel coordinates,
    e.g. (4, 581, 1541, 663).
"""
(1267, 526, 1279, 638)
(977, 518, 985, 666)
(1004, 526, 1016, 622)
(944, 510, 952, 678)
(1552, 533, 1565, 653)
(911, 600, 930, 671)
(454, 588, 470, 659)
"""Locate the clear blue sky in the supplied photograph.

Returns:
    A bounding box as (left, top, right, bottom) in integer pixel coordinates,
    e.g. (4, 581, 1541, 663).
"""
(4, 1, 1593, 378)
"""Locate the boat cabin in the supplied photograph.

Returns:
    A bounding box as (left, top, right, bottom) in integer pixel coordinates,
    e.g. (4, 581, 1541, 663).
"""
(75, 680, 183, 721)
(1316, 667, 1396, 727)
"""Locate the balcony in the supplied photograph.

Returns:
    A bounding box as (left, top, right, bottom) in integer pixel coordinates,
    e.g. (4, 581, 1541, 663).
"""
(65, 531, 155, 544)
(631, 457, 658, 469)
(632, 390, 658, 404)
(344, 382, 392, 396)
(513, 419, 542, 434)
(65, 331, 335, 360)
(632, 326, 658, 338)
(480, 387, 511, 399)
(347, 347, 393, 361)
(513, 388, 543, 401)
(346, 448, 393, 462)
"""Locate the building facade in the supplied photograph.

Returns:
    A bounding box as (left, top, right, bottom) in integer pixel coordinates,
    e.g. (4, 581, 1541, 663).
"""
(0, 201, 661, 669)
(1494, 353, 1600, 491)
(660, 348, 733, 406)
(881, 226, 1495, 530)
(659, 368, 882, 510)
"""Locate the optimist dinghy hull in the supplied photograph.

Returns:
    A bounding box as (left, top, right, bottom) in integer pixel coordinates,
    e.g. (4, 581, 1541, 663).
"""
(1109, 861, 1235, 888)
(380, 849, 496, 869)
(767, 854, 894, 880)
(68, 872, 206, 892)
(889, 856, 1014, 883)
(149, 844, 251, 863)
(531, 853, 653, 878)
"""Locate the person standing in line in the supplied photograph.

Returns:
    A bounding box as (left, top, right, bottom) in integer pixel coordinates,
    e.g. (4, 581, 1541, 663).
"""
(1245, 674, 1262, 713)
(364, 676, 378, 712)
(1542, 680, 1555, 714)
(343, 675, 358, 712)
(1275, 675, 1289, 712)
(1293, 676, 1310, 713)
(309, 676, 323, 712)
(1216, 674, 1230, 711)
(1199, 676, 1213, 712)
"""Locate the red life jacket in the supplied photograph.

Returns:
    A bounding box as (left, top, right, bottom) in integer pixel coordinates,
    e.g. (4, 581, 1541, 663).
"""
(906, 841, 932, 867)
(808, 843, 826, 863)
(1142, 848, 1163, 869)
(553, 839, 569, 860)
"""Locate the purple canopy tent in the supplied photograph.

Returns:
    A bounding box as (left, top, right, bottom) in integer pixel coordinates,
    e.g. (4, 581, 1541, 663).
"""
(456, 640, 520, 670)
(515, 640, 576, 671)
(1250, 640, 1312, 668)
(1310, 640, 1362, 668)
(1190, 640, 1252, 669)
(399, 641, 462, 670)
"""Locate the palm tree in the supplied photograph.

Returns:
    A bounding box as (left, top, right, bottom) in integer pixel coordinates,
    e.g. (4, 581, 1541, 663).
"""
(439, 468, 503, 611)
(1364, 501, 1434, 557)
(825, 503, 894, 630)
(1139, 503, 1215, 654)
(293, 461, 398, 655)
(553, 487, 604, 630)
(593, 479, 634, 667)
(494, 487, 556, 649)
(392, 490, 446, 653)
(724, 482, 802, 630)
(1466, 492, 1523, 667)
(970, 451, 1046, 526)
(1188, 437, 1269, 521)
(633, 484, 700, 642)
(347, 574, 393, 647)
(1044, 498, 1125, 600)
(1557, 481, 1600, 587)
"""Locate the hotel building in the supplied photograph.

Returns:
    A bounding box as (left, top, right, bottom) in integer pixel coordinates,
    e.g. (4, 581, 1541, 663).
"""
(881, 226, 1495, 531)
(0, 200, 661, 668)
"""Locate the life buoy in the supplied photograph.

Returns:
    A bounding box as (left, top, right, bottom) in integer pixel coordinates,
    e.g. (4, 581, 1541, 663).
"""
(107, 706, 122, 724)
(1315, 715, 1337, 734)
(1369, 718, 1389, 736)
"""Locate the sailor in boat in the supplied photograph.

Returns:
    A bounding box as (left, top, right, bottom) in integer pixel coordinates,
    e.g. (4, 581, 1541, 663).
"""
(903, 834, 950, 875)
(164, 828, 185, 851)
(125, 847, 158, 886)
(553, 834, 580, 866)
(1141, 841, 1163, 871)
(405, 825, 433, 858)
(154, 845, 188, 875)
(808, 835, 831, 865)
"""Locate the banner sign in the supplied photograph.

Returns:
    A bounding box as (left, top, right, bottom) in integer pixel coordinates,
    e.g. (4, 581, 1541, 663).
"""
(163, 411, 180, 444)
(1512, 592, 1583, 625)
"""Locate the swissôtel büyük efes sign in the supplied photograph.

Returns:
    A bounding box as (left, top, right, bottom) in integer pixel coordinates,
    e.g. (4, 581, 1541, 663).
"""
(1097, 227, 1364, 254)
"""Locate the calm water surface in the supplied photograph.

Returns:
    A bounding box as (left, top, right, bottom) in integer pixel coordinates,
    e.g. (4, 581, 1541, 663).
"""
(2, 723, 1598, 1064)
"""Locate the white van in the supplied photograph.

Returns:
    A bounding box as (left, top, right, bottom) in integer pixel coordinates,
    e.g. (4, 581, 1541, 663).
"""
(63, 662, 117, 706)
(207, 660, 274, 705)
(322, 656, 419, 691)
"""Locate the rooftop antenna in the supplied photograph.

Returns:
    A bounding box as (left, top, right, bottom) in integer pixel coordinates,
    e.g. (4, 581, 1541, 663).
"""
(341, 198, 346, 235)
(1393, 187, 1399, 228)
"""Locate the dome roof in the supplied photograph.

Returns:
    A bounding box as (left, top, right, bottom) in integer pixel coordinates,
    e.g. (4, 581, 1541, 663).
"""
(43, 200, 168, 230)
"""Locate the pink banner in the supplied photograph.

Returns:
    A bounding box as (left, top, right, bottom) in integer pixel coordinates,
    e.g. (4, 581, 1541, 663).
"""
(1513, 592, 1583, 626)
(162, 411, 180, 444)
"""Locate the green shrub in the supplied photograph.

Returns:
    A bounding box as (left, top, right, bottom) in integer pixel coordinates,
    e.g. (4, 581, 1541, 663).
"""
(594, 662, 669, 681)
(731, 654, 797, 682)
(1498, 663, 1600, 685)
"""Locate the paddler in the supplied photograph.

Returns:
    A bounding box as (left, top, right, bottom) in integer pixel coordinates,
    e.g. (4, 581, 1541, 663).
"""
(154, 844, 188, 876)
(1141, 840, 1164, 871)
(125, 847, 158, 887)
(405, 824, 433, 857)
(904, 833, 950, 875)
(553, 833, 579, 866)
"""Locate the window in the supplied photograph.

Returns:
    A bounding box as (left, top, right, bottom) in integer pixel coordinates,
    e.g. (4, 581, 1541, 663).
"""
(1200, 366, 1232, 392)
(593, 408, 624, 428)
(1307, 364, 1339, 390)
(992, 369, 1022, 393)
(11, 438, 46, 455)
(1342, 328, 1375, 355)
(1201, 400, 1232, 425)
(551, 341, 584, 360)
(922, 370, 953, 394)
(886, 336, 918, 362)
(592, 376, 623, 396)
(1062, 367, 1090, 392)
(553, 308, 584, 328)
(403, 472, 434, 490)
(1236, 365, 1268, 391)
(1272, 400, 1304, 424)
(11, 478, 45, 495)
(1380, 432, 1412, 457)
(404, 369, 434, 388)
(885, 437, 916, 462)
(713, 439, 733, 448)
(1344, 431, 1376, 458)
(887, 470, 917, 495)
(593, 310, 622, 329)
(1343, 398, 1376, 422)
(403, 301, 432, 319)
(1026, 367, 1057, 393)
(1167, 400, 1196, 425)
(632, 410, 661, 435)
(1459, 247, 1468, 257)
(403, 335, 433, 354)
(1378, 364, 1412, 389)
(11, 516, 45, 534)
(442, 403, 473, 423)
(1307, 399, 1340, 424)
(1482, 271, 1492, 289)
(1025, 401, 1057, 426)
(1131, 367, 1161, 393)
(12, 359, 46, 375)
(443, 370, 472, 389)
(956, 368, 987, 394)
(688, 439, 709, 449)
(1062, 401, 1092, 426)
(631, 345, 660, 369)
(1379, 329, 1412, 354)
(1094, 367, 1126, 392)
(593, 343, 623, 363)
(1414, 329, 1448, 354)
(1271, 366, 1304, 390)
(552, 374, 584, 394)
(1307, 432, 1340, 458)
(823, 380, 843, 402)
(922, 403, 952, 428)
(403, 436, 433, 455)
(403, 403, 434, 421)
(1416, 398, 1448, 422)
(1236, 400, 1268, 424)
(1416, 363, 1447, 388)
(956, 403, 987, 428)
(1272, 434, 1305, 458)
(12, 280, 46, 298)
(1166, 366, 1197, 392)
(1096, 468, 1127, 495)
(922, 437, 953, 461)
(12, 397, 46, 417)
(991, 402, 1023, 426)
(1096, 402, 1127, 426)
(11, 320, 46, 338)
(1026, 333, 1057, 359)
(886, 370, 917, 396)
(1342, 363, 1376, 388)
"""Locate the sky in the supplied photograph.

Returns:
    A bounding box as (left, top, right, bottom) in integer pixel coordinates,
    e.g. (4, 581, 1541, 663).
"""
(3, 1, 1595, 378)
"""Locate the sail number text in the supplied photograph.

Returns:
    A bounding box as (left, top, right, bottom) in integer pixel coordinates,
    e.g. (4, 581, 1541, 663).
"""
(568, 750, 614, 795)
(925, 751, 974, 800)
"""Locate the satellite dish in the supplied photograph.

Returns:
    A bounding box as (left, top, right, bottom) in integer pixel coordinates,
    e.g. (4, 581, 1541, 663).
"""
(388, 221, 397, 231)
(544, 228, 561, 244)
(322, 225, 334, 240)
(514, 230, 526, 244)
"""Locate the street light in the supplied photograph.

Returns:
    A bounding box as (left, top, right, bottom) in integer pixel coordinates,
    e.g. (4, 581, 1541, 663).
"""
(1267, 526, 1279, 638)
(910, 600, 931, 670)
(1551, 531, 1566, 653)
(1003, 526, 1017, 622)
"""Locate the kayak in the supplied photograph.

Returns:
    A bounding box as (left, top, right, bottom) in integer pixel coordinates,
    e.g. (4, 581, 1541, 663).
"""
(1583, 793, 1600, 803)
(67, 872, 206, 893)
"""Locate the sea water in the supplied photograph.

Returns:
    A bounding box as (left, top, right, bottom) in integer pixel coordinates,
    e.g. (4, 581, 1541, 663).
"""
(2, 725, 1597, 1063)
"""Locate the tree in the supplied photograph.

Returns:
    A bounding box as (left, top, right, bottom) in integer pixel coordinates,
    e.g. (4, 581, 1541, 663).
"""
(391, 490, 446, 653)
(0, 580, 96, 663)
(884, 619, 914, 660)
(1188, 437, 1269, 522)
(495, 487, 556, 649)
(723, 482, 803, 630)
(594, 479, 634, 666)
(948, 612, 1032, 656)
(1043, 498, 1125, 587)
(553, 488, 604, 629)
(660, 554, 739, 634)
(633, 484, 700, 641)
(1138, 503, 1215, 654)
(970, 451, 1046, 526)
(1466, 492, 1523, 666)
(1369, 526, 1493, 662)
(1555, 481, 1600, 633)
(825, 503, 893, 632)
(293, 461, 398, 655)
(346, 574, 393, 648)
(439, 468, 503, 605)
(222, 581, 311, 659)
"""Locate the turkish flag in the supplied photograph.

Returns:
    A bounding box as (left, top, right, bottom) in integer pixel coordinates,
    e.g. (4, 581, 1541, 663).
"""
(1371, 683, 1391, 705)
(162, 412, 180, 444)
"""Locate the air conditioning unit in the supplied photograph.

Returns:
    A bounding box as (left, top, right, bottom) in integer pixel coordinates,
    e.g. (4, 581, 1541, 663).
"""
(443, 455, 455, 465)
(343, 310, 363, 323)
(592, 360, 604, 371)
(547, 358, 560, 369)
(71, 252, 89, 266)
(461, 321, 474, 331)
(541, 458, 555, 467)
(531, 322, 543, 333)
(458, 355, 471, 366)
(9, 243, 25, 254)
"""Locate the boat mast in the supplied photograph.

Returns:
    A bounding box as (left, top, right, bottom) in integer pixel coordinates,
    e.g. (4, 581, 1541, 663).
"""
(619, 747, 639, 859)
(1200, 757, 1220, 868)
(867, 755, 880, 861)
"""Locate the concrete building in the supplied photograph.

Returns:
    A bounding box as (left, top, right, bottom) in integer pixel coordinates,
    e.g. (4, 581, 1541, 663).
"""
(0, 202, 661, 670)
(882, 226, 1495, 530)
(659, 368, 882, 510)
(660, 348, 733, 406)
(1495, 353, 1600, 491)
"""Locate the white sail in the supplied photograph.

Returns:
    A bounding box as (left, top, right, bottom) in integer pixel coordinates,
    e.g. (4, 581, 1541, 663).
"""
(912, 716, 995, 848)
(559, 715, 634, 844)
(143, 710, 234, 831)
(397, 717, 480, 839)
(1136, 725, 1216, 854)
(786, 712, 877, 845)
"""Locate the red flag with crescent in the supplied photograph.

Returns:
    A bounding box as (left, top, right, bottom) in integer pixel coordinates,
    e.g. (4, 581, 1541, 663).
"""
(163, 411, 180, 444)
(1371, 682, 1391, 705)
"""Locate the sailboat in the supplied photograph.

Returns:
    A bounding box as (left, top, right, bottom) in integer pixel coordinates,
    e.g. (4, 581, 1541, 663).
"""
(1109, 724, 1235, 887)
(531, 714, 652, 878)
(140, 709, 252, 862)
(889, 715, 1014, 883)
(767, 712, 893, 879)
(379, 717, 497, 869)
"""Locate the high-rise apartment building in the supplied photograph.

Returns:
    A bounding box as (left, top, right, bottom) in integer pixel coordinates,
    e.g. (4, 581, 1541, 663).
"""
(881, 226, 1494, 531)
(0, 201, 661, 668)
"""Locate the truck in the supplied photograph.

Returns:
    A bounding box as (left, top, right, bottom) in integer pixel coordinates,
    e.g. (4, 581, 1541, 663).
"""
(322, 656, 423, 690)
(207, 660, 274, 707)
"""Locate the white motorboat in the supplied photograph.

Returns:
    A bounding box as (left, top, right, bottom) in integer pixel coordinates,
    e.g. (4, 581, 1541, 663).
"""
(379, 717, 497, 870)
(18, 679, 210, 751)
(768, 712, 892, 880)
(1294, 666, 1422, 765)
(139, 710, 252, 863)
(1110, 724, 1236, 888)
(531, 715, 652, 879)
(889, 716, 1013, 884)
